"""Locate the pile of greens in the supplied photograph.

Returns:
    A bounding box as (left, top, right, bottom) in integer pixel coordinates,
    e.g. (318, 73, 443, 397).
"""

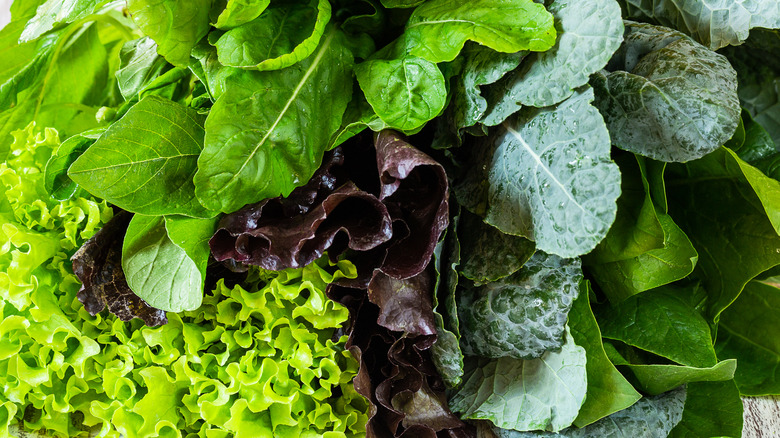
(1, 0, 780, 436)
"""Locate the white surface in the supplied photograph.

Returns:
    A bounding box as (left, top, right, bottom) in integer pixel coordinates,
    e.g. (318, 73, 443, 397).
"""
(0, 0, 11, 29)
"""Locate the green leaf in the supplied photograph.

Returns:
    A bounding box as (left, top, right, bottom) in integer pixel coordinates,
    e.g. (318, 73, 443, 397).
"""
(458, 209, 535, 285)
(68, 96, 213, 218)
(214, 0, 331, 71)
(669, 380, 744, 438)
(122, 215, 205, 313)
(568, 281, 641, 427)
(716, 280, 780, 395)
(618, 0, 780, 50)
(458, 251, 582, 359)
(596, 286, 718, 368)
(43, 127, 103, 201)
(213, 0, 271, 29)
(624, 360, 737, 395)
(592, 22, 741, 162)
(402, 0, 556, 63)
(481, 0, 623, 125)
(194, 29, 354, 213)
(738, 111, 778, 163)
(380, 0, 425, 7)
(163, 215, 219, 273)
(454, 87, 621, 258)
(665, 147, 780, 323)
(20, 0, 108, 43)
(450, 328, 587, 433)
(127, 0, 212, 66)
(492, 388, 686, 438)
(355, 55, 446, 131)
(115, 37, 171, 101)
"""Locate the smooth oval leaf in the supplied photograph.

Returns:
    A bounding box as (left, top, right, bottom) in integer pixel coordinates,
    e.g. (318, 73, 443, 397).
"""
(355, 55, 446, 131)
(115, 37, 170, 101)
(215, 0, 331, 71)
(213, 0, 270, 29)
(455, 87, 621, 258)
(403, 0, 556, 63)
(20, 0, 107, 43)
(194, 29, 354, 213)
(68, 95, 213, 218)
(624, 360, 737, 395)
(122, 215, 204, 312)
(44, 128, 103, 201)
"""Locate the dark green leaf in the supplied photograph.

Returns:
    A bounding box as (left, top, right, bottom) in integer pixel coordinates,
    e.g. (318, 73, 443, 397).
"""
(68, 96, 212, 217)
(737, 110, 778, 163)
(623, 360, 736, 395)
(669, 380, 743, 438)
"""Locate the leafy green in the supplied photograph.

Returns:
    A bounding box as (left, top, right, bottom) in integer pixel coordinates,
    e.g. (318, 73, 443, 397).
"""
(213, 0, 271, 29)
(455, 87, 620, 258)
(20, 0, 108, 43)
(43, 127, 102, 201)
(115, 37, 171, 101)
(68, 96, 213, 218)
(592, 21, 740, 162)
(669, 380, 744, 438)
(194, 28, 354, 213)
(624, 360, 736, 395)
(450, 328, 587, 432)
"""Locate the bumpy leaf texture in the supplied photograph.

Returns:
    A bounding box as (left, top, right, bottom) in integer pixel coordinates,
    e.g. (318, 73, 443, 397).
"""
(72, 211, 167, 327)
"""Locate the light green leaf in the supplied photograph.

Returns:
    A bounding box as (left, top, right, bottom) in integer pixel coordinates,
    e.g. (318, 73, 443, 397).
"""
(213, 0, 270, 29)
(458, 251, 582, 359)
(355, 55, 446, 131)
(43, 127, 103, 201)
(403, 0, 556, 63)
(215, 0, 331, 71)
(493, 388, 686, 438)
(568, 281, 641, 427)
(164, 215, 219, 272)
(592, 22, 740, 162)
(20, 0, 108, 43)
(194, 28, 354, 213)
(68, 96, 213, 218)
(618, 0, 780, 50)
(127, 0, 212, 66)
(122, 215, 204, 313)
(450, 328, 587, 433)
(454, 87, 620, 258)
(115, 37, 170, 101)
(716, 280, 780, 395)
(482, 0, 623, 125)
(669, 380, 744, 438)
(625, 360, 737, 395)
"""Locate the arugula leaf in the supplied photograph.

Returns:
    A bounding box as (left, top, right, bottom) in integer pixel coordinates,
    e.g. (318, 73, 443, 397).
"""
(592, 22, 740, 162)
(454, 87, 620, 258)
(214, 0, 331, 71)
(127, 0, 212, 67)
(68, 96, 213, 218)
(450, 328, 587, 432)
(669, 380, 744, 438)
(623, 360, 737, 395)
(194, 28, 354, 213)
(458, 251, 582, 360)
(213, 0, 271, 29)
(43, 127, 103, 200)
(403, 0, 556, 63)
(482, 0, 623, 125)
(568, 281, 641, 427)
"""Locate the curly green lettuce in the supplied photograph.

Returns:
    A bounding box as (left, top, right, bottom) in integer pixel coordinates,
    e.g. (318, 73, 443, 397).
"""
(0, 124, 367, 437)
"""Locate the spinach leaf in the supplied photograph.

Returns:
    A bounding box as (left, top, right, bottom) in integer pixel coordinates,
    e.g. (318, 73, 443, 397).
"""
(194, 28, 354, 213)
(450, 328, 587, 432)
(482, 0, 623, 125)
(454, 87, 620, 258)
(568, 281, 641, 427)
(115, 37, 171, 101)
(624, 360, 737, 395)
(68, 96, 213, 218)
(592, 22, 740, 162)
(669, 381, 744, 438)
(458, 251, 582, 359)
(43, 127, 103, 200)
(213, 0, 271, 29)
(214, 0, 331, 71)
(20, 0, 108, 43)
(127, 0, 212, 66)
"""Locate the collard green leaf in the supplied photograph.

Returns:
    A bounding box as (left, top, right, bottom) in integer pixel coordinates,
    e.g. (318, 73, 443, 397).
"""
(194, 29, 354, 213)
(68, 96, 212, 218)
(355, 55, 446, 131)
(458, 251, 581, 360)
(481, 0, 623, 125)
(122, 215, 204, 313)
(618, 0, 780, 50)
(623, 360, 737, 395)
(716, 280, 780, 395)
(568, 281, 641, 427)
(127, 0, 212, 66)
(20, 0, 107, 43)
(450, 328, 587, 433)
(213, 0, 270, 29)
(669, 380, 744, 438)
(214, 0, 331, 71)
(454, 87, 621, 258)
(115, 37, 170, 101)
(596, 286, 718, 367)
(493, 387, 686, 438)
(43, 127, 103, 201)
(665, 147, 780, 323)
(402, 0, 556, 64)
(458, 209, 535, 285)
(592, 21, 740, 162)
